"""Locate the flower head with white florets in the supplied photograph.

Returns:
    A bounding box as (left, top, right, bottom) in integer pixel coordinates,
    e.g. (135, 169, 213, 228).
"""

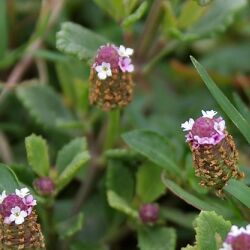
(0, 188, 37, 225)
(220, 225, 250, 250)
(181, 110, 226, 148)
(93, 44, 134, 80)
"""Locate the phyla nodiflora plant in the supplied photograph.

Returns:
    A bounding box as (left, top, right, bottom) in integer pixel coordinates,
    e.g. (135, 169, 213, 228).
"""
(181, 110, 244, 196)
(89, 44, 135, 111)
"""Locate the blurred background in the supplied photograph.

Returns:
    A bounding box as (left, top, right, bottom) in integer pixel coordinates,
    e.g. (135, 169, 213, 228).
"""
(0, 0, 250, 249)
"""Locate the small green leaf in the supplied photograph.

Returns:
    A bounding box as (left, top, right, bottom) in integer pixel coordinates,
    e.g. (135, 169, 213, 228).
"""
(122, 2, 148, 27)
(138, 226, 176, 250)
(57, 151, 90, 192)
(56, 212, 84, 239)
(233, 93, 250, 123)
(107, 190, 138, 219)
(56, 138, 87, 173)
(106, 160, 134, 202)
(190, 56, 250, 144)
(16, 82, 75, 130)
(136, 163, 165, 203)
(195, 211, 231, 250)
(122, 130, 181, 175)
(25, 134, 50, 176)
(0, 163, 20, 192)
(224, 179, 250, 208)
(56, 22, 108, 61)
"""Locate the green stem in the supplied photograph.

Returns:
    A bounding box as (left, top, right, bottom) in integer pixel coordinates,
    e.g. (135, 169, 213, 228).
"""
(104, 109, 121, 150)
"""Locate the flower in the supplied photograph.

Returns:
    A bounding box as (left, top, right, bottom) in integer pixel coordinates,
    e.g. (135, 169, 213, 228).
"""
(89, 43, 135, 111)
(118, 45, 134, 57)
(181, 110, 244, 195)
(95, 62, 112, 80)
(15, 187, 30, 198)
(118, 57, 134, 72)
(23, 194, 37, 207)
(201, 110, 217, 118)
(139, 204, 159, 224)
(181, 118, 195, 131)
(8, 206, 28, 225)
(220, 225, 250, 250)
(33, 177, 55, 196)
(0, 190, 6, 204)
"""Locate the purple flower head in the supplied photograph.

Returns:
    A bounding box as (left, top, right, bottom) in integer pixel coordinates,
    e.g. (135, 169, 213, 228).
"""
(94, 44, 120, 69)
(139, 204, 159, 224)
(33, 177, 55, 196)
(0, 188, 37, 225)
(220, 225, 250, 250)
(181, 110, 226, 148)
(0, 194, 27, 218)
(118, 57, 134, 73)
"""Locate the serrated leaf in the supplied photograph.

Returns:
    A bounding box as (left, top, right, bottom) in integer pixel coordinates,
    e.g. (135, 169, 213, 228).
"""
(0, 163, 20, 192)
(122, 1, 148, 27)
(195, 211, 231, 250)
(138, 226, 176, 250)
(57, 151, 90, 192)
(56, 22, 108, 61)
(16, 82, 75, 130)
(184, 0, 247, 41)
(136, 163, 165, 203)
(122, 130, 181, 176)
(25, 134, 50, 176)
(190, 56, 250, 144)
(107, 190, 138, 219)
(106, 160, 134, 202)
(56, 138, 87, 173)
(223, 179, 250, 208)
(56, 212, 84, 239)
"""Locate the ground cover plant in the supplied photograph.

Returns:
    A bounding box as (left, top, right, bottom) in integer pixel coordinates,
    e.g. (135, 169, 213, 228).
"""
(0, 0, 250, 249)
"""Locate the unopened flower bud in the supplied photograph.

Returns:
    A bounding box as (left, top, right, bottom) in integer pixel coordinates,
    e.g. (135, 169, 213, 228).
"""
(139, 204, 159, 224)
(181, 110, 244, 196)
(33, 177, 55, 196)
(220, 225, 250, 250)
(0, 189, 45, 249)
(89, 44, 135, 111)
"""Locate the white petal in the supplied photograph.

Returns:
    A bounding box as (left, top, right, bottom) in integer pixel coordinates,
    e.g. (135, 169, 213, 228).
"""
(20, 210, 28, 217)
(98, 71, 107, 80)
(0, 190, 6, 203)
(106, 69, 112, 76)
(201, 110, 217, 118)
(95, 65, 103, 72)
(126, 48, 134, 56)
(11, 206, 21, 214)
(15, 215, 25, 225)
(102, 62, 111, 69)
(181, 118, 194, 131)
(9, 214, 16, 222)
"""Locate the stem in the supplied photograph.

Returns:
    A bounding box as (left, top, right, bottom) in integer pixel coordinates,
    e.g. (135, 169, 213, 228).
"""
(136, 0, 164, 60)
(104, 109, 121, 150)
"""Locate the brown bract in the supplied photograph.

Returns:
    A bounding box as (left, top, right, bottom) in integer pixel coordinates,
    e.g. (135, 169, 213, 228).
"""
(0, 210, 45, 250)
(89, 68, 134, 111)
(189, 131, 244, 197)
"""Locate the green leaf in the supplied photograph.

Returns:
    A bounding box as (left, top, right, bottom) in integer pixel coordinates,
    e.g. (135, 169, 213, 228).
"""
(195, 0, 213, 6)
(122, 130, 181, 176)
(138, 226, 176, 250)
(122, 2, 148, 28)
(233, 93, 250, 123)
(195, 211, 231, 250)
(56, 22, 108, 61)
(0, 163, 20, 193)
(184, 0, 247, 41)
(181, 245, 198, 250)
(56, 212, 84, 239)
(107, 190, 138, 219)
(25, 134, 50, 176)
(190, 56, 250, 144)
(136, 163, 165, 203)
(0, 0, 8, 59)
(162, 177, 232, 217)
(106, 160, 134, 202)
(56, 138, 87, 173)
(16, 82, 75, 130)
(57, 151, 90, 192)
(224, 179, 250, 208)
